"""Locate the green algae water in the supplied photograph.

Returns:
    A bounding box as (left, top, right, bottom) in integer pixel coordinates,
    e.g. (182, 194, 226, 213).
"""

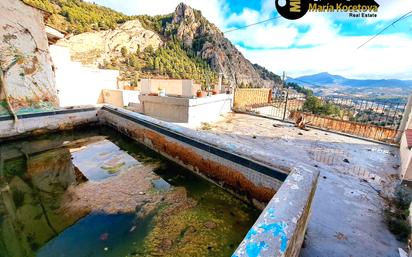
(0, 126, 259, 257)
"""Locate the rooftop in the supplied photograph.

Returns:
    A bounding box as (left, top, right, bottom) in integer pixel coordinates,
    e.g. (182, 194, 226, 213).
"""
(198, 113, 403, 257)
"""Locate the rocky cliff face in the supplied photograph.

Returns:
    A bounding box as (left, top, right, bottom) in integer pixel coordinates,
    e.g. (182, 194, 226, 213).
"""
(57, 20, 162, 66)
(57, 3, 281, 88)
(168, 3, 280, 88)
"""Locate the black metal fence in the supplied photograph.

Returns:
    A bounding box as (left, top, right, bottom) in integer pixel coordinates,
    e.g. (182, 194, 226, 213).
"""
(240, 89, 406, 143)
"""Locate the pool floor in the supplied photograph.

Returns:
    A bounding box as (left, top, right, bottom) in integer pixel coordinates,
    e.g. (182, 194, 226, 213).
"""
(0, 126, 259, 257)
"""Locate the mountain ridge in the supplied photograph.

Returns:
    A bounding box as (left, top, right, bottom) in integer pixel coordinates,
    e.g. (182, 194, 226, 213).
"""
(288, 72, 412, 100)
(291, 72, 412, 89)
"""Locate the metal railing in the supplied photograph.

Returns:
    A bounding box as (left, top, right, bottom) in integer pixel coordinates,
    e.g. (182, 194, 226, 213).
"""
(234, 89, 406, 144)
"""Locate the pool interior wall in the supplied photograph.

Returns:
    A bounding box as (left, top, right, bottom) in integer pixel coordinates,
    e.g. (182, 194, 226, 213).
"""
(99, 106, 285, 209)
(0, 126, 260, 257)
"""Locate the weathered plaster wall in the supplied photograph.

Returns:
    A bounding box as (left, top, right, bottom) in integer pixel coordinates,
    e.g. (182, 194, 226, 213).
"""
(0, 0, 57, 114)
(233, 167, 319, 257)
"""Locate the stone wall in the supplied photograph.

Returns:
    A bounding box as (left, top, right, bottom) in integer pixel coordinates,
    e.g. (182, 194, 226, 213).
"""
(234, 88, 271, 109)
(0, 0, 57, 114)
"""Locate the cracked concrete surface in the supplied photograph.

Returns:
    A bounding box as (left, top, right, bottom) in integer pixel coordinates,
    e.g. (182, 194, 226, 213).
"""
(200, 113, 404, 257)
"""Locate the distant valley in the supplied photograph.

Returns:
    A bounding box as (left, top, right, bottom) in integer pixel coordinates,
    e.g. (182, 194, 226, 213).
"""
(288, 72, 412, 103)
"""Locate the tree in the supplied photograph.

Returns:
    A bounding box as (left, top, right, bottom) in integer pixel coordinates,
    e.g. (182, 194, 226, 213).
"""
(121, 46, 128, 57)
(303, 96, 341, 117)
(303, 96, 322, 114)
(144, 45, 154, 55)
(286, 82, 313, 97)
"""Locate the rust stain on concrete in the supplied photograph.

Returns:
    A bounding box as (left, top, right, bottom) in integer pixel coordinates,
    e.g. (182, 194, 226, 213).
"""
(118, 124, 276, 203)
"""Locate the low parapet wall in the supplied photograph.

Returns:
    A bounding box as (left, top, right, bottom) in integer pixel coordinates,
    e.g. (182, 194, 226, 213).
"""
(139, 94, 232, 126)
(233, 166, 319, 257)
(0, 107, 99, 141)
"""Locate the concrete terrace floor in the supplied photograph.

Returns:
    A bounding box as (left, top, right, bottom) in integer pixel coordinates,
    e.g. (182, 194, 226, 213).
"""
(197, 113, 404, 257)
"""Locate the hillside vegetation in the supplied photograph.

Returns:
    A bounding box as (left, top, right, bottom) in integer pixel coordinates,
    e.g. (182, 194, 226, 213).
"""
(24, 0, 281, 87)
(105, 39, 217, 85)
(24, 0, 130, 33)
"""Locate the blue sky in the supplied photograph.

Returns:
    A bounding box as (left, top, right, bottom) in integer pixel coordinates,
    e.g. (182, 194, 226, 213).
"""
(85, 0, 412, 80)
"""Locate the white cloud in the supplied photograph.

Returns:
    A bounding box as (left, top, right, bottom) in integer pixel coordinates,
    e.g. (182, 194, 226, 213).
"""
(238, 33, 412, 80)
(375, 0, 412, 21)
(225, 0, 412, 79)
(226, 23, 299, 48)
(86, 0, 412, 79)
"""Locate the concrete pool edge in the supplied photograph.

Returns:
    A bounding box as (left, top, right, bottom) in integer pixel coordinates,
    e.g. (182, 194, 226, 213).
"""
(233, 166, 319, 257)
(0, 104, 320, 257)
(0, 106, 99, 141)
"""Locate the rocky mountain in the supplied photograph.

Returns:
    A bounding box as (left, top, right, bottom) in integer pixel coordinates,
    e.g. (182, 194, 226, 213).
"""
(57, 20, 162, 66)
(166, 3, 281, 87)
(46, 1, 281, 87)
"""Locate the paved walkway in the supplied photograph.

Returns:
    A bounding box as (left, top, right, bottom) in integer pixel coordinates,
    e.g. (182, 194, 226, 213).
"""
(200, 113, 404, 257)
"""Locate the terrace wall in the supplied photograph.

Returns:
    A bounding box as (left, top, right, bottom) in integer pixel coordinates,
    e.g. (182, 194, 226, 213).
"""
(234, 88, 271, 108)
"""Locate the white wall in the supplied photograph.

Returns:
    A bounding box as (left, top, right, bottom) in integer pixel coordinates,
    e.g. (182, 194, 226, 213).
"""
(139, 94, 233, 126)
(50, 45, 119, 107)
(102, 89, 140, 107)
(399, 95, 412, 181)
(140, 78, 200, 97)
(400, 132, 412, 180)
(188, 94, 233, 126)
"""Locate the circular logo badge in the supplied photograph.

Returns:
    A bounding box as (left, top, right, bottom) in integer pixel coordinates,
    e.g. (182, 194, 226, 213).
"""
(275, 0, 309, 20)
